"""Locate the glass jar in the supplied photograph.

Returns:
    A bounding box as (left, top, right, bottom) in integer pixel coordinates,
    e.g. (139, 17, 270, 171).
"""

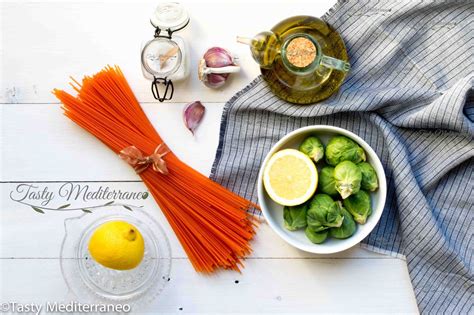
(141, 2, 190, 102)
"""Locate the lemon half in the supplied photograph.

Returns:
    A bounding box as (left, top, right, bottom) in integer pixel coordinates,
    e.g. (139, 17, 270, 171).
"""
(263, 149, 318, 206)
(88, 220, 145, 270)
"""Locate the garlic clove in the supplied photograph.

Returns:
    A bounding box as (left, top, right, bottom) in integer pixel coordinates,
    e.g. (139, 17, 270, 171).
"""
(183, 101, 205, 135)
(204, 47, 234, 68)
(206, 73, 228, 88)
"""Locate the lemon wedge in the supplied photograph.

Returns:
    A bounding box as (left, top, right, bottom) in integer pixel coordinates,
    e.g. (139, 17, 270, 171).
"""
(263, 149, 318, 206)
(88, 220, 145, 270)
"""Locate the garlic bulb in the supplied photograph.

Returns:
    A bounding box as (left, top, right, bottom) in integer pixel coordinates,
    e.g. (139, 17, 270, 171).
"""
(198, 47, 240, 88)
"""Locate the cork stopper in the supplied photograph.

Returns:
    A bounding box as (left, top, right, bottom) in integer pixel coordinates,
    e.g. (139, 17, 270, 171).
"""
(285, 37, 317, 68)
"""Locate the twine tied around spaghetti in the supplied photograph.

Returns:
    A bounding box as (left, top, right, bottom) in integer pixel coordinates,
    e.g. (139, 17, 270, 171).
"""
(119, 144, 169, 175)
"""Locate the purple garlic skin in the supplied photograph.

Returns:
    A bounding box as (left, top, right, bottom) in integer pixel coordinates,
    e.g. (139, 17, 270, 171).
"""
(183, 101, 205, 135)
(203, 47, 235, 88)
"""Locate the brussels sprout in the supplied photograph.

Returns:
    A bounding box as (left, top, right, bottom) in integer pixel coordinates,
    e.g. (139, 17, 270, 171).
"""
(307, 194, 344, 231)
(318, 166, 338, 197)
(358, 162, 379, 191)
(330, 202, 357, 239)
(299, 136, 325, 162)
(305, 227, 328, 244)
(343, 190, 372, 224)
(325, 136, 366, 166)
(334, 161, 362, 199)
(283, 204, 307, 231)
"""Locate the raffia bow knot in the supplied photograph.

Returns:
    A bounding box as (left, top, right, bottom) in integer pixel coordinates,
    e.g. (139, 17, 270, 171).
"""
(119, 144, 169, 175)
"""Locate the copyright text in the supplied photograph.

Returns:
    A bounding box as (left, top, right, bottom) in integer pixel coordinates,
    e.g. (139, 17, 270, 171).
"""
(0, 301, 131, 314)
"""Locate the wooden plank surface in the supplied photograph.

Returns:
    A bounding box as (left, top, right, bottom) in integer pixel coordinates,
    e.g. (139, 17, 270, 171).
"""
(1, 258, 418, 314)
(0, 0, 419, 313)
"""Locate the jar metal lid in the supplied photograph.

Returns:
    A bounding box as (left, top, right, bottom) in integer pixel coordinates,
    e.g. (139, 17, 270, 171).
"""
(150, 2, 190, 33)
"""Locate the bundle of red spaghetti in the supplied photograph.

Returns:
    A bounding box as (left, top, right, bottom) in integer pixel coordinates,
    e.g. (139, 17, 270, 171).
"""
(53, 65, 258, 273)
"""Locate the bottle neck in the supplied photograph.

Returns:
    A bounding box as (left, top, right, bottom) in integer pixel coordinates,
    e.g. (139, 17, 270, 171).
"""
(236, 36, 253, 46)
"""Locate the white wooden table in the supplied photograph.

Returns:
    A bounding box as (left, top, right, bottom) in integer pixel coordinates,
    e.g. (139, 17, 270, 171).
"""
(0, 1, 419, 313)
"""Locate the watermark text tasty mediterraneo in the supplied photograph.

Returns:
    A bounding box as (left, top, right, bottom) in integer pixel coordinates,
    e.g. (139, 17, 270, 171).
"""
(0, 301, 131, 314)
(9, 182, 149, 214)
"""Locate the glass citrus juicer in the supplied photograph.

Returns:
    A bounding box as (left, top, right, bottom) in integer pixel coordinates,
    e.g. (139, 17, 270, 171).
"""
(238, 16, 350, 104)
(60, 208, 171, 308)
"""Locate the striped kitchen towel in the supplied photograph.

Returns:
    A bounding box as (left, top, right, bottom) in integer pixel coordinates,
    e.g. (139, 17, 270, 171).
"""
(210, 0, 473, 313)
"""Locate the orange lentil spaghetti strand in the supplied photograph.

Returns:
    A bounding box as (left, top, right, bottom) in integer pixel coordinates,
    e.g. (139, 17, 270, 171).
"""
(53, 65, 259, 273)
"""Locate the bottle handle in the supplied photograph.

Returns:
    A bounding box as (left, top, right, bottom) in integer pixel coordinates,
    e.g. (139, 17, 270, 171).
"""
(320, 55, 350, 72)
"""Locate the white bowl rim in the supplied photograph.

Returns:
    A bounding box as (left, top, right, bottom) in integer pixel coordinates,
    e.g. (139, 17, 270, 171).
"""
(257, 125, 387, 254)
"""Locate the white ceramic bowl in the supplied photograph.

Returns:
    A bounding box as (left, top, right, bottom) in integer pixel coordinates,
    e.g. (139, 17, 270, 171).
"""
(257, 125, 387, 254)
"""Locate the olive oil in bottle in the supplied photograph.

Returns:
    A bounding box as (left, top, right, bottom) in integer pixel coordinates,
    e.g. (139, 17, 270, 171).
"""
(238, 15, 350, 105)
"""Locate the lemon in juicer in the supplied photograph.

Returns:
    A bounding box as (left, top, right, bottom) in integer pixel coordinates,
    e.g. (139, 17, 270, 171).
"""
(88, 220, 145, 270)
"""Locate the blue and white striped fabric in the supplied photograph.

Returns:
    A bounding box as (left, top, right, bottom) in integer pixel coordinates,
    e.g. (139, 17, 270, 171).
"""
(210, 1, 473, 313)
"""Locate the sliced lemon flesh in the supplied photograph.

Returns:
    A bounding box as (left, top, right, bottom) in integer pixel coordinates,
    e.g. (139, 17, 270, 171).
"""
(263, 149, 318, 206)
